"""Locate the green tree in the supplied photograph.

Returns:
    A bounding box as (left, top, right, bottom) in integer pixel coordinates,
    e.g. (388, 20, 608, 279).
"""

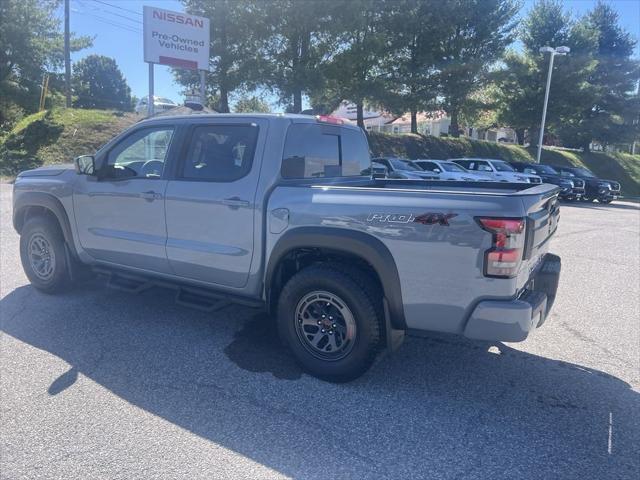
(0, 0, 92, 127)
(322, 0, 393, 128)
(438, 0, 518, 137)
(72, 55, 131, 110)
(233, 95, 270, 113)
(559, 2, 639, 150)
(176, 0, 266, 113)
(378, 1, 444, 133)
(496, 0, 597, 146)
(258, 0, 338, 113)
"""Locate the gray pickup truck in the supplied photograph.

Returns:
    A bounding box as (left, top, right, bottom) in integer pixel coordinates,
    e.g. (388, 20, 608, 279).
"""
(13, 114, 561, 382)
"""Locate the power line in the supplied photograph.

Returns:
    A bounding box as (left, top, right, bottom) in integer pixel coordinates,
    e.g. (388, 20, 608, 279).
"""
(74, 10, 142, 34)
(89, 0, 143, 17)
(78, 0, 142, 25)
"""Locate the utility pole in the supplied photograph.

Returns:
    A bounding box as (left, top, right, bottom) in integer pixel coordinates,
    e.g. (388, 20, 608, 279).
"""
(536, 46, 570, 163)
(64, 0, 71, 108)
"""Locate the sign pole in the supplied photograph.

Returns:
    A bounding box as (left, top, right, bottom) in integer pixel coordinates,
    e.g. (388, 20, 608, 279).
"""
(148, 63, 154, 117)
(199, 70, 206, 107)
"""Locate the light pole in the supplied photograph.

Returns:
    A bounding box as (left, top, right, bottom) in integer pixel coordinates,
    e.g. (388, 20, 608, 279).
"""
(536, 46, 570, 163)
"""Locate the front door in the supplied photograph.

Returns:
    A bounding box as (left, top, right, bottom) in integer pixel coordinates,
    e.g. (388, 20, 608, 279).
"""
(164, 120, 264, 288)
(73, 125, 176, 273)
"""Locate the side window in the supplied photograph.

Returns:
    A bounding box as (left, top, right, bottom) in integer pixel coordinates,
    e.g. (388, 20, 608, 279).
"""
(420, 162, 439, 172)
(182, 124, 259, 182)
(282, 124, 339, 178)
(477, 161, 493, 172)
(341, 128, 371, 176)
(377, 159, 391, 169)
(106, 127, 174, 179)
(281, 124, 370, 179)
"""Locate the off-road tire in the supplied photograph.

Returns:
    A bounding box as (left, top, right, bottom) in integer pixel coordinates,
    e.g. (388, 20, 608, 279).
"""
(277, 263, 382, 382)
(19, 216, 71, 293)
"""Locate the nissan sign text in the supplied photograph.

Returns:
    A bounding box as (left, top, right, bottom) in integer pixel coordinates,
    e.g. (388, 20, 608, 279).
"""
(143, 6, 210, 70)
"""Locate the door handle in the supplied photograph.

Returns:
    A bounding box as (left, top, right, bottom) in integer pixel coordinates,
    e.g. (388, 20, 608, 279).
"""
(222, 197, 250, 208)
(140, 190, 162, 201)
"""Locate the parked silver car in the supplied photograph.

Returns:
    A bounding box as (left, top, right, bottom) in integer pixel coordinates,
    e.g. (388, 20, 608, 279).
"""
(135, 96, 178, 116)
(413, 159, 488, 181)
(451, 158, 542, 183)
(372, 157, 438, 180)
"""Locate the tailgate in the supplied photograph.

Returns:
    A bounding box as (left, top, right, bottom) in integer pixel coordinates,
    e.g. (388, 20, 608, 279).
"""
(522, 189, 560, 262)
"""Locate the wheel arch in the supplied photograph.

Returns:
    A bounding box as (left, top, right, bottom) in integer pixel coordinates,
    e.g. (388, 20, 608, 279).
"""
(265, 227, 406, 330)
(13, 192, 77, 256)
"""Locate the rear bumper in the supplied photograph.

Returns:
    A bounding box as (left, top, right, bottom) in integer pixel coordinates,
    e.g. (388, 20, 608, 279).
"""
(464, 253, 561, 342)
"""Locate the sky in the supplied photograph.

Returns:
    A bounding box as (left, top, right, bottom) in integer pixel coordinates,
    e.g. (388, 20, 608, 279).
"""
(59, 0, 640, 110)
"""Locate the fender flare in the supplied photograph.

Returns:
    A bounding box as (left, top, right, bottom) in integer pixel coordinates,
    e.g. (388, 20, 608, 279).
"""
(13, 192, 78, 256)
(266, 227, 406, 330)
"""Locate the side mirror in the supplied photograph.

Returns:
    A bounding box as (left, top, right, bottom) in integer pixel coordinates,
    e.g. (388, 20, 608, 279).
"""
(75, 155, 96, 176)
(433, 168, 441, 173)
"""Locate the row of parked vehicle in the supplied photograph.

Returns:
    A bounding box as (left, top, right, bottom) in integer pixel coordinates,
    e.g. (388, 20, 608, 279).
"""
(371, 156, 622, 203)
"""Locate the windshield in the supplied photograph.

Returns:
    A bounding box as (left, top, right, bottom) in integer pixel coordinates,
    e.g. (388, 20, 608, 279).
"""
(390, 159, 420, 171)
(560, 170, 576, 177)
(573, 167, 596, 178)
(441, 162, 466, 172)
(536, 165, 558, 175)
(155, 97, 176, 105)
(492, 161, 515, 172)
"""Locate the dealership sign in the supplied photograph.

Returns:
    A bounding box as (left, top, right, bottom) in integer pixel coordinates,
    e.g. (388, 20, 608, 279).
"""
(143, 6, 210, 70)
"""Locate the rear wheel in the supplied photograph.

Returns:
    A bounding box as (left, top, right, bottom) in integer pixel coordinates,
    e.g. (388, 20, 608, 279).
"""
(277, 264, 382, 382)
(599, 198, 613, 204)
(20, 216, 71, 293)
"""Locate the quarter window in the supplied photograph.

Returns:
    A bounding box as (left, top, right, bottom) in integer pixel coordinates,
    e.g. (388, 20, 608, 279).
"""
(182, 124, 259, 181)
(282, 124, 370, 178)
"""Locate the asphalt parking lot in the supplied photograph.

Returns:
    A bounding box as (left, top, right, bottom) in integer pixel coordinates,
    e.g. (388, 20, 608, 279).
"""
(1, 182, 639, 479)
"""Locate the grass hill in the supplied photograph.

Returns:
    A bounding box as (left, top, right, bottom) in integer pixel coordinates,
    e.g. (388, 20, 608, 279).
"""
(1, 109, 638, 196)
(369, 132, 640, 196)
(0, 108, 138, 177)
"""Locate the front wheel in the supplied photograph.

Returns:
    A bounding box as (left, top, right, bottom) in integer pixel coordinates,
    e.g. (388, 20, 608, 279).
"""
(277, 264, 382, 382)
(19, 216, 71, 293)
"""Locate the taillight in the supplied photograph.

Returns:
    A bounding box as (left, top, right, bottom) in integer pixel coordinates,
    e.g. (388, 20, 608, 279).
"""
(478, 217, 525, 278)
(316, 115, 344, 125)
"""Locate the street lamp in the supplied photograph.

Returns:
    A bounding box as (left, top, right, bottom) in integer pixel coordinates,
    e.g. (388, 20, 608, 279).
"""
(536, 46, 570, 163)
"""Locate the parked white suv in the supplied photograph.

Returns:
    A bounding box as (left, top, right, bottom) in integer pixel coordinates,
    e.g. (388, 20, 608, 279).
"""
(450, 158, 542, 184)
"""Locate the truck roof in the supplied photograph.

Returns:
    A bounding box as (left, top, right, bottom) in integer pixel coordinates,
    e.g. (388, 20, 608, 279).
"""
(138, 113, 362, 131)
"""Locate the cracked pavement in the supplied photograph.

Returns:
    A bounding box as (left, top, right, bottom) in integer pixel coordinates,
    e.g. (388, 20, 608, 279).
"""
(1, 183, 639, 479)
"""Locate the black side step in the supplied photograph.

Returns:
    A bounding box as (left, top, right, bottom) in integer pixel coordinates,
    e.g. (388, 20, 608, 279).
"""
(92, 266, 264, 311)
(96, 269, 152, 293)
(175, 288, 230, 312)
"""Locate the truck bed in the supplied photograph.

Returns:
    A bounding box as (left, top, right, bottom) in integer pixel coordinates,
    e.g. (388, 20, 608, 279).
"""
(306, 178, 561, 197)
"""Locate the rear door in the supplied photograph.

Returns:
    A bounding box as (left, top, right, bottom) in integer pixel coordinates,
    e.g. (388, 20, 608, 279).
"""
(164, 119, 266, 288)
